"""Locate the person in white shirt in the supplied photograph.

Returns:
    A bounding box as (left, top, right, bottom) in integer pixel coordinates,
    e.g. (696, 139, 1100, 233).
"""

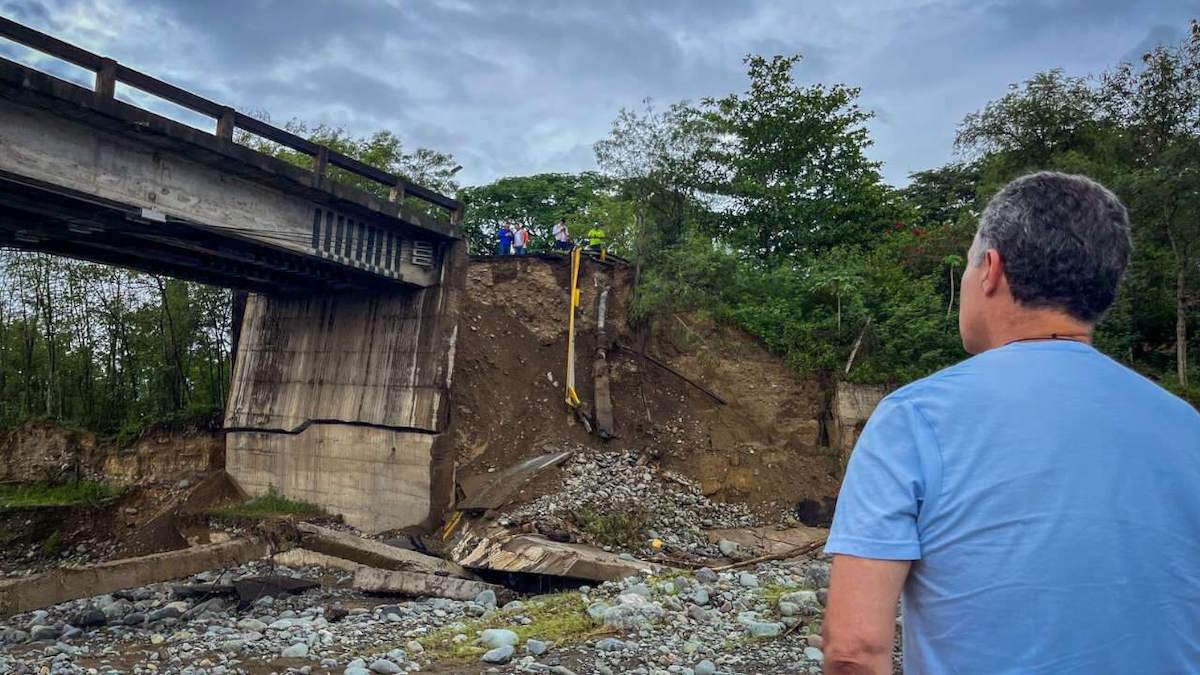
(513, 224, 530, 255)
(552, 219, 571, 251)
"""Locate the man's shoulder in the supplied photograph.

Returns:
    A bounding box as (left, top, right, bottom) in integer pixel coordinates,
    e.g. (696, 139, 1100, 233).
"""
(884, 354, 984, 405)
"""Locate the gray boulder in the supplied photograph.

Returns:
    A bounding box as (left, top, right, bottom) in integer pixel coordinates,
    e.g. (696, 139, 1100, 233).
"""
(481, 644, 515, 664)
(281, 643, 309, 658)
(367, 659, 402, 674)
(478, 628, 519, 649)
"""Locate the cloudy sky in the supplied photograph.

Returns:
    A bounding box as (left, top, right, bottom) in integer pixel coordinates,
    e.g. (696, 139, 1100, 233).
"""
(1, 0, 1195, 188)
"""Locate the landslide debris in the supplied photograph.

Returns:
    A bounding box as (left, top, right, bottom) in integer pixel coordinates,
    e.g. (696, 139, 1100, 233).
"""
(503, 449, 758, 558)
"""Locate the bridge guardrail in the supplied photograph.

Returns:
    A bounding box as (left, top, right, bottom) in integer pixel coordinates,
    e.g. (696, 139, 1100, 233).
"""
(0, 17, 463, 224)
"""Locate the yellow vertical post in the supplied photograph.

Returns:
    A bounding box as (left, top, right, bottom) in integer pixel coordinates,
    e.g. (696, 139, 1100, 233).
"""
(565, 245, 582, 408)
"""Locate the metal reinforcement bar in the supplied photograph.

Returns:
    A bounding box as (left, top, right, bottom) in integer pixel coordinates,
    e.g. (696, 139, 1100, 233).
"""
(0, 17, 463, 220)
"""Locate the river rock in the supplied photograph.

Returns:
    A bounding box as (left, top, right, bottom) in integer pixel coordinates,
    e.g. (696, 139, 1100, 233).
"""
(281, 643, 309, 658)
(525, 639, 548, 655)
(478, 628, 519, 649)
(30, 625, 62, 641)
(748, 621, 783, 638)
(475, 589, 498, 608)
(481, 644, 515, 664)
(71, 609, 105, 628)
(367, 659, 402, 674)
(237, 618, 268, 632)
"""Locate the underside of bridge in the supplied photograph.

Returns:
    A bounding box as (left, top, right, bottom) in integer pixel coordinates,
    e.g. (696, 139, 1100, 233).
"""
(0, 171, 412, 294)
(0, 19, 466, 532)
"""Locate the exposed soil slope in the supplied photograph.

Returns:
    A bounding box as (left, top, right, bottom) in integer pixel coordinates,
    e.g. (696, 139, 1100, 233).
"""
(449, 256, 841, 519)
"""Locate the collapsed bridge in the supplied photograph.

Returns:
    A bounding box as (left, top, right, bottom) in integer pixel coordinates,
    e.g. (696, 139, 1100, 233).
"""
(0, 18, 467, 531)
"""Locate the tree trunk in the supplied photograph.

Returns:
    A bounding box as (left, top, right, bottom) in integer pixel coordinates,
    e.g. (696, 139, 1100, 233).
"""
(36, 257, 59, 418)
(155, 277, 188, 410)
(947, 267, 956, 319)
(1177, 263, 1188, 388)
(1168, 222, 1188, 388)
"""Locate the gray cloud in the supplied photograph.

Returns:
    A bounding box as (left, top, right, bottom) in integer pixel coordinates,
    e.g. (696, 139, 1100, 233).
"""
(2, 0, 1196, 187)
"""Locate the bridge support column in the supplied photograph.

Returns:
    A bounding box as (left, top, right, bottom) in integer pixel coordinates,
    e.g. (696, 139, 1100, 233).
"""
(225, 245, 464, 533)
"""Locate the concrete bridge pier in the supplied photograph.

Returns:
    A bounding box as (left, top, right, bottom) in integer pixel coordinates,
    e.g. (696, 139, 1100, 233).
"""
(225, 244, 465, 533)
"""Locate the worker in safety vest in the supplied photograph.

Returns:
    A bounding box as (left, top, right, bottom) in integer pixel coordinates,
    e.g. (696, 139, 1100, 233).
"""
(586, 224, 606, 253)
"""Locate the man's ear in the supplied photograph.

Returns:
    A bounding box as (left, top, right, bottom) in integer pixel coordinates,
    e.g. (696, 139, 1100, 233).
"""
(982, 248, 1005, 296)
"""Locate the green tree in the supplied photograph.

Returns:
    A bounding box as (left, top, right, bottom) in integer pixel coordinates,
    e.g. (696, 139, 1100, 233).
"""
(695, 54, 899, 260)
(1099, 22, 1200, 387)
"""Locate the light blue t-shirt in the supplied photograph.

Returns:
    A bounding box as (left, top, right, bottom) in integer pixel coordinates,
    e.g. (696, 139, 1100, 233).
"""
(827, 340, 1200, 674)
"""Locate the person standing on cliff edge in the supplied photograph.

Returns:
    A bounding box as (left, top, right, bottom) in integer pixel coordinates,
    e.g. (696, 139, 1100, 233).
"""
(822, 172, 1200, 674)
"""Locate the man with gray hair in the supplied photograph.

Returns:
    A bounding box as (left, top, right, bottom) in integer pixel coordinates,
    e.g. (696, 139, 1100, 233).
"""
(821, 172, 1200, 674)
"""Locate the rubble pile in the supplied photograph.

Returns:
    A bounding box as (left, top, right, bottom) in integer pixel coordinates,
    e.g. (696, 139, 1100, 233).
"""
(503, 451, 760, 557)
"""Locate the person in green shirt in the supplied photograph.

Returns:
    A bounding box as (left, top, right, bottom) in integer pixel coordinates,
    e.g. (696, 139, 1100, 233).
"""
(586, 223, 606, 254)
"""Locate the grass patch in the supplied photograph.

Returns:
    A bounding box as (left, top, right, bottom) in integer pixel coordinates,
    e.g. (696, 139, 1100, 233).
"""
(208, 486, 327, 520)
(419, 592, 609, 662)
(0, 481, 121, 508)
(569, 507, 651, 550)
(759, 582, 806, 605)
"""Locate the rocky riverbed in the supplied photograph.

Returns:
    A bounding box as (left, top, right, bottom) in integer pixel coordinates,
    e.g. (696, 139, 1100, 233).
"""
(0, 550, 856, 675)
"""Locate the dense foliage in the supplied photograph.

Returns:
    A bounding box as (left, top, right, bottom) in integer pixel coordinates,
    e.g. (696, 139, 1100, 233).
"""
(0, 252, 231, 435)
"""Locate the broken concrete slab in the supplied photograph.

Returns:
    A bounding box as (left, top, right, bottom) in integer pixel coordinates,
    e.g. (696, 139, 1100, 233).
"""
(705, 526, 827, 558)
(272, 547, 367, 574)
(0, 538, 269, 617)
(455, 534, 666, 582)
(353, 567, 506, 601)
(297, 523, 474, 579)
(170, 582, 236, 598)
(456, 449, 574, 512)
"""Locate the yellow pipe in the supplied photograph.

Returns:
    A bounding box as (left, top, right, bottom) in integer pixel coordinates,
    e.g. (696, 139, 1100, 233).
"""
(565, 245, 582, 407)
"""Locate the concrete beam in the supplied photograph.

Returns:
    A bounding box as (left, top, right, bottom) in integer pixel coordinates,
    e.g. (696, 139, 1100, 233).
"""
(297, 523, 474, 579)
(0, 539, 269, 617)
(273, 548, 366, 574)
(454, 534, 665, 583)
(352, 567, 505, 601)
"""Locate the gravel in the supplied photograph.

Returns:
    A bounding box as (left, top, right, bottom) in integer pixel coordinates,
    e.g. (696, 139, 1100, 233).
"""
(503, 450, 760, 557)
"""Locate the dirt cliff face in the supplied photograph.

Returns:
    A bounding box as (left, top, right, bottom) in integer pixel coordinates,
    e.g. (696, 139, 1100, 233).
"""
(102, 431, 224, 485)
(449, 256, 841, 520)
(0, 421, 222, 487)
(0, 421, 98, 483)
